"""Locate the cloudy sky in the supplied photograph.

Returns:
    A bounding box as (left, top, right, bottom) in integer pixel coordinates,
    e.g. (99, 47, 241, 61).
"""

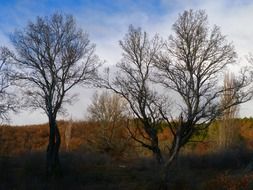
(1, 0, 253, 125)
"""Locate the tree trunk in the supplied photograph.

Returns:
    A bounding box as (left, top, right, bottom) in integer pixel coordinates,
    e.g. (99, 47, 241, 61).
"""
(152, 137, 164, 164)
(46, 116, 61, 177)
(159, 135, 181, 190)
(154, 147, 163, 165)
(144, 124, 164, 165)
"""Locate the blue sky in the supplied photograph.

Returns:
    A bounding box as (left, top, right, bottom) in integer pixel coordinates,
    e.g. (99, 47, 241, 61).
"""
(1, 0, 253, 124)
(1, 0, 252, 46)
(0, 0, 167, 34)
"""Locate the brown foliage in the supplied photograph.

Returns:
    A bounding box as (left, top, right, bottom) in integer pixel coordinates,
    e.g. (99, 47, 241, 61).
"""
(0, 120, 134, 158)
(1, 117, 253, 157)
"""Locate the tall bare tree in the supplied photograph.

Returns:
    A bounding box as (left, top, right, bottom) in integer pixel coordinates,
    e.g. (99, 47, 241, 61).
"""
(101, 26, 165, 163)
(155, 9, 252, 185)
(65, 118, 73, 152)
(218, 72, 239, 149)
(7, 13, 100, 176)
(0, 47, 16, 122)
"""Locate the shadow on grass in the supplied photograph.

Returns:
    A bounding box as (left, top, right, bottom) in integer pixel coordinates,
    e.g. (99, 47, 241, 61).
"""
(0, 147, 253, 190)
(0, 151, 162, 190)
(165, 146, 253, 190)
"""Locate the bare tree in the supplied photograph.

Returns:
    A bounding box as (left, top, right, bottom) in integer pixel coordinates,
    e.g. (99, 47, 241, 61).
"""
(87, 91, 131, 156)
(218, 72, 239, 149)
(7, 13, 100, 176)
(87, 91, 128, 123)
(101, 26, 165, 164)
(65, 118, 73, 152)
(155, 9, 252, 185)
(0, 47, 16, 122)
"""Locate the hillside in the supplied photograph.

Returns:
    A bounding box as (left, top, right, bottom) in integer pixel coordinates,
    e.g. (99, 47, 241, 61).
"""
(1, 118, 253, 155)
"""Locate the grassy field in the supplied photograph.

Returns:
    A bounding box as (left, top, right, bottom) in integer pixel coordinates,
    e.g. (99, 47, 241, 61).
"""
(1, 119, 253, 189)
(1, 150, 253, 190)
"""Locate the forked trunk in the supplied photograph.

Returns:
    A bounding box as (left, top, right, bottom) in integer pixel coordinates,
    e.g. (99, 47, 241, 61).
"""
(145, 124, 164, 165)
(159, 135, 181, 190)
(46, 116, 61, 177)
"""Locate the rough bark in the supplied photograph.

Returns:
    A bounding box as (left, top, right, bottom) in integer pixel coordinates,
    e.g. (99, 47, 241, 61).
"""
(159, 135, 181, 190)
(150, 133, 164, 164)
(153, 145, 163, 165)
(46, 116, 61, 177)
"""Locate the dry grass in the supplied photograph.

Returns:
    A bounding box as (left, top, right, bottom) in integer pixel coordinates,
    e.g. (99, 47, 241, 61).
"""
(1, 150, 253, 190)
(1, 118, 253, 189)
(0, 152, 162, 190)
